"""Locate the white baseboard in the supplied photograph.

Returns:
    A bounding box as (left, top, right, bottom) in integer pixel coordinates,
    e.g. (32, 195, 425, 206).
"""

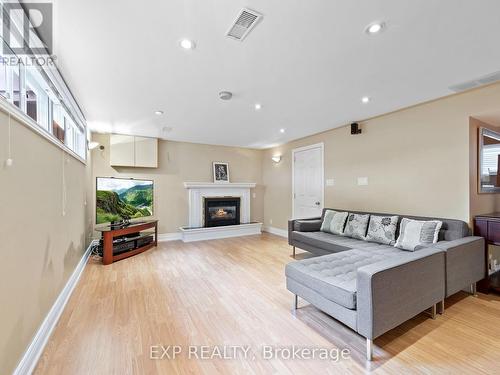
(13, 239, 97, 375)
(263, 226, 288, 238)
(157, 232, 182, 242)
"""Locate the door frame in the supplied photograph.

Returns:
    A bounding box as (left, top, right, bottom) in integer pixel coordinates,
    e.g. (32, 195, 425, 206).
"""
(292, 142, 325, 219)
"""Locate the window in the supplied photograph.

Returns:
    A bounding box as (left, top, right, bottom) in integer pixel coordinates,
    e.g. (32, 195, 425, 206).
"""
(25, 67, 50, 131)
(0, 42, 21, 108)
(52, 101, 66, 143)
(0, 3, 87, 161)
(64, 116, 74, 150)
(64, 110, 86, 157)
(0, 58, 86, 159)
(12, 69, 20, 108)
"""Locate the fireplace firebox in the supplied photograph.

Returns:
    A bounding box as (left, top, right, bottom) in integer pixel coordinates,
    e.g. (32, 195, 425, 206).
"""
(204, 197, 240, 227)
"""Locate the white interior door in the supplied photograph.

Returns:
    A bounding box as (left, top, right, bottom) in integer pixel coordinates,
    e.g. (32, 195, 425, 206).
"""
(293, 143, 324, 219)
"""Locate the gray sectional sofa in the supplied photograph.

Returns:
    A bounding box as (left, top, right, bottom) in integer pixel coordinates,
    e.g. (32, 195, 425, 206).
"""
(285, 208, 485, 360)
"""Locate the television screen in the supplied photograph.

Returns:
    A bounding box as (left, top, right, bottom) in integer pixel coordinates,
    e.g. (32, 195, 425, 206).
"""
(96, 177, 153, 224)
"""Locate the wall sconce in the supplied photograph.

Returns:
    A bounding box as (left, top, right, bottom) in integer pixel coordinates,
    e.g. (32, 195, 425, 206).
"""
(88, 141, 104, 151)
(272, 155, 281, 163)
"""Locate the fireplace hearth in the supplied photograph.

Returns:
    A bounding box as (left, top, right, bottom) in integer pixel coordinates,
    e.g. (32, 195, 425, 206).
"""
(204, 197, 240, 227)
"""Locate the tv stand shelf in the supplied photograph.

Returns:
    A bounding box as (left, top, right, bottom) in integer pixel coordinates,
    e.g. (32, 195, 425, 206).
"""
(95, 220, 158, 265)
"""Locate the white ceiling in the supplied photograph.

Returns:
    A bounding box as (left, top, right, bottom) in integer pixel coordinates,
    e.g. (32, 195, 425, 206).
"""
(52, 0, 500, 148)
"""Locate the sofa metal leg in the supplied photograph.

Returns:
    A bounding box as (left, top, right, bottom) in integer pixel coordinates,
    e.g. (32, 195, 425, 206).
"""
(292, 246, 296, 258)
(293, 295, 298, 310)
(470, 282, 477, 296)
(366, 339, 373, 361)
(438, 299, 445, 314)
(431, 304, 437, 319)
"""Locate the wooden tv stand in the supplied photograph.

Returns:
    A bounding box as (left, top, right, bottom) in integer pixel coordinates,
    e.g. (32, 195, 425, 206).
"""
(95, 220, 158, 265)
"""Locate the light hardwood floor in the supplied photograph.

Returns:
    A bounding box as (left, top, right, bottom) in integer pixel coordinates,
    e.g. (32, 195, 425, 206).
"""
(35, 234, 500, 374)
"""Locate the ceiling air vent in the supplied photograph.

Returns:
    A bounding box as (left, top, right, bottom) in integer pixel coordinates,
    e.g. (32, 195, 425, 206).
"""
(226, 8, 262, 41)
(449, 71, 500, 93)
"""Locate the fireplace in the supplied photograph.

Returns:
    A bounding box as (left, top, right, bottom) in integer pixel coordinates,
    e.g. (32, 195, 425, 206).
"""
(204, 197, 240, 227)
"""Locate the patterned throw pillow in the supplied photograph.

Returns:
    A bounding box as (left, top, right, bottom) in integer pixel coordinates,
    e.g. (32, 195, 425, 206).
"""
(320, 210, 348, 235)
(366, 215, 399, 245)
(394, 218, 443, 251)
(343, 213, 370, 240)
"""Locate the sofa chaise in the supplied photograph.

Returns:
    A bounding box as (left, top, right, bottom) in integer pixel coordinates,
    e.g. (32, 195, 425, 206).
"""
(285, 208, 485, 360)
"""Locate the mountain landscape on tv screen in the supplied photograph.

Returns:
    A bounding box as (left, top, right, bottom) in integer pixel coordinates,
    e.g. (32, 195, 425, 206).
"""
(96, 180, 153, 224)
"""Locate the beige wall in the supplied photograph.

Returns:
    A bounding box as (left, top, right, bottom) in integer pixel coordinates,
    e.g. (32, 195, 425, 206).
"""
(0, 112, 91, 374)
(262, 83, 500, 230)
(91, 134, 264, 234)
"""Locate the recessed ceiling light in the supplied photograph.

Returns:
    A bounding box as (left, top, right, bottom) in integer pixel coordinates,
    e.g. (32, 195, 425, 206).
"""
(365, 22, 385, 35)
(179, 39, 195, 50)
(254, 103, 262, 110)
(280, 128, 285, 133)
(219, 91, 233, 100)
(361, 96, 371, 104)
(155, 110, 164, 115)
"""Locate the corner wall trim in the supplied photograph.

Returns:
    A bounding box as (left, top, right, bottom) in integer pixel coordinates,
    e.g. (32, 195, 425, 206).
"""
(263, 226, 288, 238)
(157, 232, 182, 242)
(12, 239, 97, 375)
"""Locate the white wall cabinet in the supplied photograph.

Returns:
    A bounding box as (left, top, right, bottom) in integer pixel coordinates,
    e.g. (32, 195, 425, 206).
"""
(134, 136, 158, 167)
(110, 134, 158, 168)
(110, 135, 135, 166)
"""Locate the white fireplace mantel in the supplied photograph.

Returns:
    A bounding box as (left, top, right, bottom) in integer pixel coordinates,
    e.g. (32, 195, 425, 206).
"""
(183, 182, 256, 189)
(183, 182, 257, 229)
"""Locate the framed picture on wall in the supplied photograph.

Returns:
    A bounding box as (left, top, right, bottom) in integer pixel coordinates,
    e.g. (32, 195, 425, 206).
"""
(213, 162, 229, 183)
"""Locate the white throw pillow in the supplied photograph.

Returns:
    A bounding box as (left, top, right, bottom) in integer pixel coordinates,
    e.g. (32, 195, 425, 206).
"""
(394, 218, 442, 251)
(320, 210, 348, 235)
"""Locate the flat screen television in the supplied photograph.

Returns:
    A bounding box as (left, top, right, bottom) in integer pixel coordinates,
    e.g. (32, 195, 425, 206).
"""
(96, 177, 154, 224)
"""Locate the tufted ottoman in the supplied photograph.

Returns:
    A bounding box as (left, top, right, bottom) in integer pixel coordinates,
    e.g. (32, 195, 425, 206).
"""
(285, 246, 446, 360)
(286, 247, 402, 310)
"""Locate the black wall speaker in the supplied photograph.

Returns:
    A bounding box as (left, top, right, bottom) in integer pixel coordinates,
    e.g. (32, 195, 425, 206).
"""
(351, 122, 362, 135)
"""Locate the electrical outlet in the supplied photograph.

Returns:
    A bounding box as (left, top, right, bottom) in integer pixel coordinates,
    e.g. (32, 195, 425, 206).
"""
(269, 219, 273, 225)
(357, 177, 368, 186)
(252, 192, 256, 198)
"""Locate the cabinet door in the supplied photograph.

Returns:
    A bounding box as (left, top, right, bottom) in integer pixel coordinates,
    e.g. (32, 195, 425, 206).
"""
(134, 136, 158, 168)
(110, 135, 135, 166)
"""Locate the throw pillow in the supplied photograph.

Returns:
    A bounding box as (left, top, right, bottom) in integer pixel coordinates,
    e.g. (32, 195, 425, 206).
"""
(320, 210, 348, 235)
(344, 213, 370, 240)
(394, 218, 443, 251)
(366, 215, 399, 245)
(319, 210, 335, 232)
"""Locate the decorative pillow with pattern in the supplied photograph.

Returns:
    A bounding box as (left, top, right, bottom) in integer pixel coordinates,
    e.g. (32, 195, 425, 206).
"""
(343, 213, 370, 240)
(320, 210, 348, 235)
(366, 215, 399, 245)
(394, 218, 443, 251)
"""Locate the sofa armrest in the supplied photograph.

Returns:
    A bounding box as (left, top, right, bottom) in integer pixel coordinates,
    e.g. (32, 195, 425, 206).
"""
(356, 248, 445, 340)
(294, 219, 322, 232)
(433, 236, 485, 296)
(288, 217, 322, 245)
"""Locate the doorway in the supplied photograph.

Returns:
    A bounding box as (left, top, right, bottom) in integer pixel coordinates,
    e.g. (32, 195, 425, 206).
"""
(292, 143, 324, 219)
